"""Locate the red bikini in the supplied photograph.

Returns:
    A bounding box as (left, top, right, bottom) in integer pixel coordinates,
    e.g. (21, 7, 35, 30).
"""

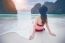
(35, 24, 45, 32)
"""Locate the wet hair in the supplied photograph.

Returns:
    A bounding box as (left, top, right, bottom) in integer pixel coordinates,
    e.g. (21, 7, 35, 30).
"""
(39, 5, 48, 24)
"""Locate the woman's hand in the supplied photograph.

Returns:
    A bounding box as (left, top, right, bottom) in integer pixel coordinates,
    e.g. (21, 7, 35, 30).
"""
(29, 30, 35, 40)
(49, 32, 56, 37)
(29, 34, 34, 40)
(45, 21, 56, 37)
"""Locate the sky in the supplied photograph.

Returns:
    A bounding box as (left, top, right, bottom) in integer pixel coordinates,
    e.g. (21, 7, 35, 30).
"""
(12, 0, 57, 11)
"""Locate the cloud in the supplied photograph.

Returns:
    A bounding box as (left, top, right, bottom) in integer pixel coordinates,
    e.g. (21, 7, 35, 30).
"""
(12, 0, 28, 10)
(12, 0, 57, 11)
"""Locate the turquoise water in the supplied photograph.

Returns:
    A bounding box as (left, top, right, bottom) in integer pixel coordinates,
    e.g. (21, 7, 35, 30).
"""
(32, 14, 65, 19)
(0, 14, 17, 20)
(0, 14, 17, 17)
(0, 13, 65, 20)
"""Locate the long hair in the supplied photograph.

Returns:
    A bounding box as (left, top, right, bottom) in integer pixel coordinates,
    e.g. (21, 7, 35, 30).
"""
(39, 5, 48, 24)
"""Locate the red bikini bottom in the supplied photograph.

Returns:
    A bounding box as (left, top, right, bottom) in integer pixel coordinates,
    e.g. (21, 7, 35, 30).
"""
(35, 28, 45, 32)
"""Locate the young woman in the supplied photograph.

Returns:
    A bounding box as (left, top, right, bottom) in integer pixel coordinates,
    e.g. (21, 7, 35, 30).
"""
(30, 5, 56, 40)
(35, 5, 48, 32)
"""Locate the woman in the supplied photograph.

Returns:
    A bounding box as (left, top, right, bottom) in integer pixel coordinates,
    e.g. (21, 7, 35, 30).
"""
(30, 5, 56, 40)
(35, 5, 48, 32)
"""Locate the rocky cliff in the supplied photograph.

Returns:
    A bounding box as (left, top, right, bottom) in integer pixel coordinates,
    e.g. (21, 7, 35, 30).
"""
(0, 0, 17, 14)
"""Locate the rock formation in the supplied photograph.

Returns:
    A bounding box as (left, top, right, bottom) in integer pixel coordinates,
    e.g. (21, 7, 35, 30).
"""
(0, 0, 17, 14)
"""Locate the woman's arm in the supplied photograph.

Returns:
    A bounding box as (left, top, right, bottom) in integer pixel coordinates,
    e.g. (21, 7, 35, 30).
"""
(46, 20, 56, 36)
(29, 28, 35, 40)
(29, 16, 39, 40)
(46, 20, 51, 33)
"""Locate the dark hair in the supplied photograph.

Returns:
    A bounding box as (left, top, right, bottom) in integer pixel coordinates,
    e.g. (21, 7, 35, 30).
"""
(39, 5, 48, 24)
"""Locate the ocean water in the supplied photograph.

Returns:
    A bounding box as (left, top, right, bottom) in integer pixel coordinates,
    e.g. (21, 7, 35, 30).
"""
(0, 14, 17, 20)
(0, 13, 65, 20)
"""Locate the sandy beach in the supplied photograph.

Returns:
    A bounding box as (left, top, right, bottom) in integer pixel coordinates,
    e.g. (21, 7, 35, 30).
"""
(0, 14, 65, 43)
(0, 20, 17, 35)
